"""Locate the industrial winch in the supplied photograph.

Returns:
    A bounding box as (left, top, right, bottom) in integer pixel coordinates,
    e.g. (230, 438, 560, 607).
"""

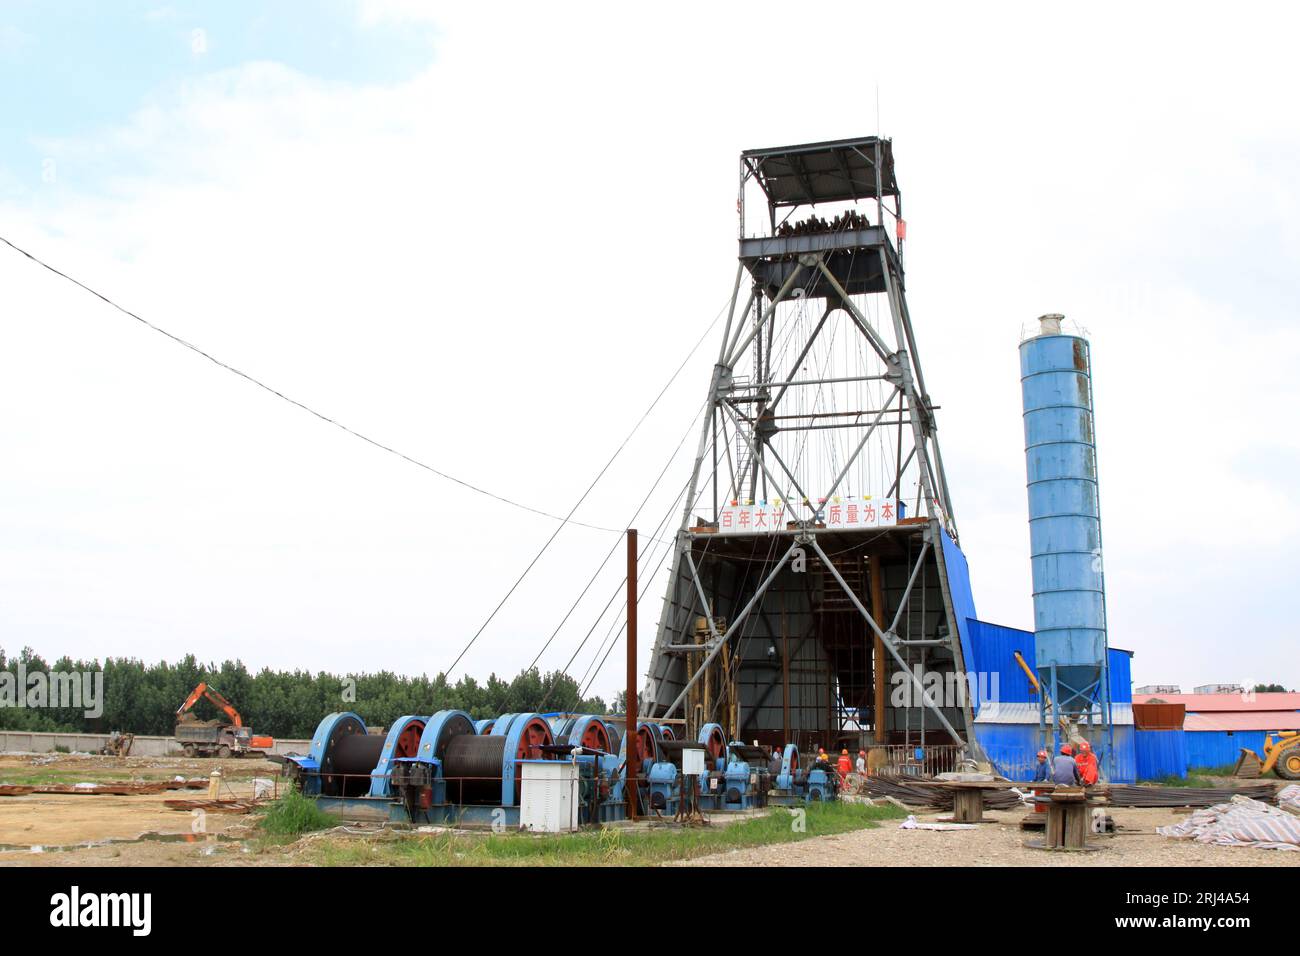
(284, 709, 833, 826)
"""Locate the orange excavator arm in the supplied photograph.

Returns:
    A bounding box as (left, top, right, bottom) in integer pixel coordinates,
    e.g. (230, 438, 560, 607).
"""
(175, 682, 244, 728)
(176, 682, 206, 717)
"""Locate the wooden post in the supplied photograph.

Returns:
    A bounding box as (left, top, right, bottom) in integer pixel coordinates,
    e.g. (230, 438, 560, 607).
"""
(626, 529, 638, 821)
(951, 788, 983, 823)
(1045, 792, 1090, 848)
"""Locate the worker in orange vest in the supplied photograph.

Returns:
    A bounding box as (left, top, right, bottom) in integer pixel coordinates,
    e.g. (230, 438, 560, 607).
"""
(1076, 740, 1100, 786)
(836, 748, 853, 787)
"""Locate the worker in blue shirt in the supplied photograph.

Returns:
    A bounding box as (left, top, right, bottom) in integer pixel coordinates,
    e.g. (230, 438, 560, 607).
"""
(1050, 743, 1082, 785)
(1031, 749, 1050, 782)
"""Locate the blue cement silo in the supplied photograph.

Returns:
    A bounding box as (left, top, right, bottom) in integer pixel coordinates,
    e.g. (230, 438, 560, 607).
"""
(1019, 314, 1110, 722)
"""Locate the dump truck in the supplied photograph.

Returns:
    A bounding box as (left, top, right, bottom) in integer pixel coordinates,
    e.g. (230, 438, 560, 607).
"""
(1232, 731, 1300, 780)
(174, 682, 274, 758)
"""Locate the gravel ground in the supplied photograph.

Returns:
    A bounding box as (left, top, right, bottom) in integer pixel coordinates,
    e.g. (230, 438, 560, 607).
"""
(675, 806, 1300, 867)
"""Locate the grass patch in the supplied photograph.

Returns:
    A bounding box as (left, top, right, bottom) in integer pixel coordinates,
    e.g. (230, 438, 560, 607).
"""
(1138, 770, 1246, 789)
(299, 800, 906, 867)
(255, 789, 337, 842)
(1188, 764, 1238, 778)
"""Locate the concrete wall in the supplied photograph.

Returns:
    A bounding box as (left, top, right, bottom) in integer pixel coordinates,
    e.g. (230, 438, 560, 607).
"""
(0, 730, 311, 757)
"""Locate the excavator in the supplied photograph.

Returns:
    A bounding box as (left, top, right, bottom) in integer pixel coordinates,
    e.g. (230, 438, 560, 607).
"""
(174, 682, 275, 758)
(1232, 731, 1300, 780)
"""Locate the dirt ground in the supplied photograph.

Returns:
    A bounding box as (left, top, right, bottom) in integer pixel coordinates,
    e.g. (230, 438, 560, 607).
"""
(0, 752, 281, 863)
(2, 752, 1298, 867)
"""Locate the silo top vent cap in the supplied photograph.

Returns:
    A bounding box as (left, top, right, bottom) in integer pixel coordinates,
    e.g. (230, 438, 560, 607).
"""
(1037, 313, 1065, 336)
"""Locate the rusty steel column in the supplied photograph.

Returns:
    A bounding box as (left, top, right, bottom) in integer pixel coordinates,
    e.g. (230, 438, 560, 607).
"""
(781, 590, 790, 744)
(626, 528, 639, 821)
(870, 554, 888, 746)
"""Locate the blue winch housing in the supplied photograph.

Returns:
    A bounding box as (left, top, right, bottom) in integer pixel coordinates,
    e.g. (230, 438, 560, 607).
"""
(282, 711, 835, 827)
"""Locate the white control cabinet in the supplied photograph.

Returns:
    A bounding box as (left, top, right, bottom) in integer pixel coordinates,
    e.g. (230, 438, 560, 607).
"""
(519, 760, 580, 832)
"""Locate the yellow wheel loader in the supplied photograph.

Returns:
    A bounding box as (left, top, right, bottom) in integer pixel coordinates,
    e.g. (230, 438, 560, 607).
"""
(1232, 731, 1300, 780)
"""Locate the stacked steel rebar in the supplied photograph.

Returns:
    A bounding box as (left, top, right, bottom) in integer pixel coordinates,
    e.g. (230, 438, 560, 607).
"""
(1104, 784, 1276, 808)
(858, 774, 1022, 810)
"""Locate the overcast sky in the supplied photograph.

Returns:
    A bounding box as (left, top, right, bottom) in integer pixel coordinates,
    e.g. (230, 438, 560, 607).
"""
(1, 2, 1297, 700)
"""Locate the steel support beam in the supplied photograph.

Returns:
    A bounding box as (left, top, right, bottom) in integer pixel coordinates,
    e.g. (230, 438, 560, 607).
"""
(660, 539, 801, 719)
(806, 536, 966, 745)
(724, 263, 807, 368)
(720, 402, 806, 516)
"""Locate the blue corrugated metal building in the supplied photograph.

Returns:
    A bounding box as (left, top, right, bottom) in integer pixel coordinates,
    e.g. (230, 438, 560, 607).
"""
(1135, 729, 1188, 780)
(1130, 692, 1300, 773)
(965, 618, 1135, 782)
(965, 618, 1132, 710)
(1185, 731, 1267, 770)
(941, 530, 983, 711)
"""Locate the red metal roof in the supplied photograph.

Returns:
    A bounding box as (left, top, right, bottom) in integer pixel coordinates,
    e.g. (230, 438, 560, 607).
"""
(1183, 710, 1300, 732)
(1133, 692, 1300, 713)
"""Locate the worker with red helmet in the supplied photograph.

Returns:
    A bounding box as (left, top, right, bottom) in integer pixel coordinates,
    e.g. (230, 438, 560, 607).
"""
(836, 748, 853, 787)
(1075, 740, 1100, 786)
(1050, 742, 1082, 785)
(855, 749, 868, 777)
(1032, 749, 1050, 782)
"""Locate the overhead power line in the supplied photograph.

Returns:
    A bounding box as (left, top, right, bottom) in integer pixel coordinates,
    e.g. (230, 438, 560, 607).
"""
(527, 399, 706, 675)
(441, 300, 729, 678)
(0, 232, 732, 683)
(0, 234, 619, 533)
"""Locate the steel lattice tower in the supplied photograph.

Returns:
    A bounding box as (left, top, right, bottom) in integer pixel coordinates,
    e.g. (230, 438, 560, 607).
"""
(644, 137, 986, 765)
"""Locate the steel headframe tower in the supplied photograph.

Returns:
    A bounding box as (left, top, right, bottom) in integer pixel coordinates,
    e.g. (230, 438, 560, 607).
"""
(643, 138, 984, 762)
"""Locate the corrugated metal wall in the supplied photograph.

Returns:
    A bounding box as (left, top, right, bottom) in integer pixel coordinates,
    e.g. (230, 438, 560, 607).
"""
(965, 619, 1039, 705)
(1135, 729, 1188, 780)
(1109, 648, 1132, 705)
(974, 723, 1040, 780)
(965, 618, 1133, 709)
(1186, 730, 1267, 770)
(963, 620, 1140, 781)
(973, 722, 1136, 783)
(940, 530, 981, 710)
(1111, 726, 1136, 783)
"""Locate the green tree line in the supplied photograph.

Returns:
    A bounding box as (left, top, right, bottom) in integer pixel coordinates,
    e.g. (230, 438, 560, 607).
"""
(0, 647, 608, 739)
